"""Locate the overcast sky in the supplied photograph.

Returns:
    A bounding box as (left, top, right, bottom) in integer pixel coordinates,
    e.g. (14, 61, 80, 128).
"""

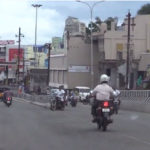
(0, 0, 149, 45)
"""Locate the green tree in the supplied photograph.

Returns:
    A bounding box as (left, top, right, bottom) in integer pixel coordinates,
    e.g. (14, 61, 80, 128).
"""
(95, 17, 102, 25)
(104, 17, 114, 30)
(137, 3, 150, 15)
(86, 17, 101, 35)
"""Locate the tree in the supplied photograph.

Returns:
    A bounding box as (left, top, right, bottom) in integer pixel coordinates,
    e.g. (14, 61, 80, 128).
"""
(104, 17, 114, 30)
(86, 17, 101, 35)
(95, 17, 102, 25)
(137, 3, 150, 15)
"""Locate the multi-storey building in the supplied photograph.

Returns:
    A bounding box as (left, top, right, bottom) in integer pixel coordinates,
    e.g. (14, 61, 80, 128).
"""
(52, 37, 62, 50)
(103, 14, 150, 89)
(64, 16, 86, 36)
(46, 14, 150, 90)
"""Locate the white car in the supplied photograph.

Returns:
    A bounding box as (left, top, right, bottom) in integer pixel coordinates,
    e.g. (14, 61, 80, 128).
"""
(74, 86, 90, 102)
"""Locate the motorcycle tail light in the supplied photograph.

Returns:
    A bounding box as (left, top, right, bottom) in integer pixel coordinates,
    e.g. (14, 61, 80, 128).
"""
(103, 101, 109, 107)
(7, 97, 11, 101)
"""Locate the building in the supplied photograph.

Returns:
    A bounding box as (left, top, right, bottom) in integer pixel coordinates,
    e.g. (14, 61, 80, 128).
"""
(103, 14, 150, 89)
(52, 37, 62, 50)
(48, 17, 97, 89)
(64, 16, 86, 36)
(47, 14, 150, 90)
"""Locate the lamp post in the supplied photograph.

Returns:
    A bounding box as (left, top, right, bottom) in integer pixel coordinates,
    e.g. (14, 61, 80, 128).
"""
(76, 0, 104, 89)
(32, 4, 42, 67)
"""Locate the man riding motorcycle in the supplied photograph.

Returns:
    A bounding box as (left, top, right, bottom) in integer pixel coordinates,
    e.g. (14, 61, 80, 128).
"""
(113, 87, 121, 114)
(91, 74, 115, 123)
(55, 85, 65, 109)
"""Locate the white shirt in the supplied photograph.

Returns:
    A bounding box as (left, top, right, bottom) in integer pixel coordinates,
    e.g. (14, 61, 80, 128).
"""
(113, 89, 120, 102)
(93, 83, 114, 101)
(56, 89, 65, 101)
(113, 89, 120, 97)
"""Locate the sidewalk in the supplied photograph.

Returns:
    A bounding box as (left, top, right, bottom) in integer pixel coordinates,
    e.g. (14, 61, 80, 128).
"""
(14, 96, 50, 109)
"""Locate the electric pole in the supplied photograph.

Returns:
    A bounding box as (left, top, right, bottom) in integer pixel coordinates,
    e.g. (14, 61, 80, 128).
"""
(16, 27, 24, 83)
(122, 11, 135, 89)
(126, 11, 131, 89)
(44, 43, 51, 86)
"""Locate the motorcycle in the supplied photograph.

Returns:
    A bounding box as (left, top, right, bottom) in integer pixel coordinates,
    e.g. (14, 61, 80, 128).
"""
(113, 89, 121, 114)
(4, 96, 12, 107)
(113, 98, 121, 114)
(95, 100, 114, 131)
(70, 95, 77, 107)
(50, 96, 65, 111)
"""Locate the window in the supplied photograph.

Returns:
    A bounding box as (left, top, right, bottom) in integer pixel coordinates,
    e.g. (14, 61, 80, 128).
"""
(106, 68, 111, 76)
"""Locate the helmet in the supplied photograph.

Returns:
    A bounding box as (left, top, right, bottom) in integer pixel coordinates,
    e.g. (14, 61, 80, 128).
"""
(100, 74, 110, 83)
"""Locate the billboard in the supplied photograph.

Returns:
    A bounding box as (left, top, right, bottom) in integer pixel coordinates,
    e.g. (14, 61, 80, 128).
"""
(9, 48, 24, 70)
(0, 40, 15, 45)
(9, 48, 23, 62)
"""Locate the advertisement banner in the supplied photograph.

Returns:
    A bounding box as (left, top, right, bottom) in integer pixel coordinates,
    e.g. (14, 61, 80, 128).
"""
(0, 40, 15, 45)
(9, 48, 23, 62)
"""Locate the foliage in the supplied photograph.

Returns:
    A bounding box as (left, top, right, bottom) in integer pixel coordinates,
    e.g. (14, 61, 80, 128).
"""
(137, 3, 150, 15)
(86, 16, 117, 35)
(104, 17, 115, 30)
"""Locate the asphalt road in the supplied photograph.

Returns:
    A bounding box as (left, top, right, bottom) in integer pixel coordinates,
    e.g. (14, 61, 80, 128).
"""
(0, 99, 150, 150)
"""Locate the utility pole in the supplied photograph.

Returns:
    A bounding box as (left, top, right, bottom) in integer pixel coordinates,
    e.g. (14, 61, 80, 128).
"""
(126, 11, 131, 89)
(16, 27, 24, 83)
(44, 43, 51, 86)
(123, 11, 135, 89)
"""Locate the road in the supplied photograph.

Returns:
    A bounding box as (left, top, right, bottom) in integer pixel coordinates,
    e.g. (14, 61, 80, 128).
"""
(0, 99, 150, 150)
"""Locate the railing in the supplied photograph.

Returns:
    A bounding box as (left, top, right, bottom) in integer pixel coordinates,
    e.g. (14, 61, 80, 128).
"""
(120, 90, 150, 103)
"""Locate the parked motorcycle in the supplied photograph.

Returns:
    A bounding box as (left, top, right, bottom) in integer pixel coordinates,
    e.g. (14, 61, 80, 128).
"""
(95, 100, 114, 131)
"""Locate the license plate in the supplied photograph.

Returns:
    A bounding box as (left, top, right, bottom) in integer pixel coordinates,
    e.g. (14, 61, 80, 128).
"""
(102, 108, 110, 112)
(7, 101, 10, 103)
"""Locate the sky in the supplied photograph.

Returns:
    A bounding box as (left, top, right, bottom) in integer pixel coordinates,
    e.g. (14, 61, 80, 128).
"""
(0, 0, 150, 45)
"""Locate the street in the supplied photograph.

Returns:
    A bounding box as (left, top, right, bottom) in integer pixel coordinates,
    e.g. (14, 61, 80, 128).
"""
(0, 99, 150, 150)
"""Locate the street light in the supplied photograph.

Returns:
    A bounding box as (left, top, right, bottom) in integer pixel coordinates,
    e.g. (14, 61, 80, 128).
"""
(32, 4, 42, 67)
(76, 0, 104, 89)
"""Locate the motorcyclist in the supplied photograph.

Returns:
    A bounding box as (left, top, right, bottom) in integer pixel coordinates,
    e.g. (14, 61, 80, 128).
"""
(3, 89, 13, 103)
(113, 87, 121, 113)
(91, 74, 114, 122)
(56, 85, 65, 107)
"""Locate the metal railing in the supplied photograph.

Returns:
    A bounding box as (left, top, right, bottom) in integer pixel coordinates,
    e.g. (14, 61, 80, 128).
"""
(120, 90, 150, 103)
